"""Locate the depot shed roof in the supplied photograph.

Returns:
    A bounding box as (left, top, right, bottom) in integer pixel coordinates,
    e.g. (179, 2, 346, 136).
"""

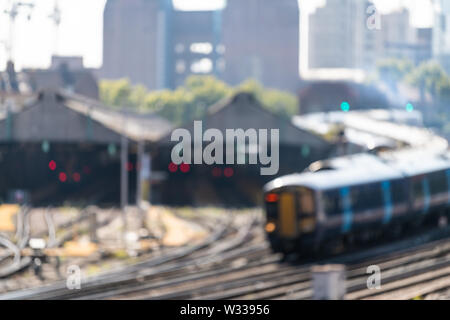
(0, 89, 173, 144)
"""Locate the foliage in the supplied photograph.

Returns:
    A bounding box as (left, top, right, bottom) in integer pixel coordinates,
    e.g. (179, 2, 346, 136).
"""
(238, 79, 298, 119)
(99, 78, 133, 108)
(376, 59, 450, 138)
(99, 75, 298, 124)
(377, 58, 414, 85)
(406, 61, 448, 97)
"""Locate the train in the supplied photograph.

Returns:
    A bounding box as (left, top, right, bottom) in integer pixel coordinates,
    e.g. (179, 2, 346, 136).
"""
(263, 151, 450, 255)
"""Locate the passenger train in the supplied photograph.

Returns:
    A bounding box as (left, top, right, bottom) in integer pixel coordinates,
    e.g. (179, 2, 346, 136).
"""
(263, 151, 450, 254)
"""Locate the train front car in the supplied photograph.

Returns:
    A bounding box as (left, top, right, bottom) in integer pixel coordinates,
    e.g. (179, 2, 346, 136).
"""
(264, 152, 450, 256)
(263, 154, 409, 255)
(263, 174, 320, 254)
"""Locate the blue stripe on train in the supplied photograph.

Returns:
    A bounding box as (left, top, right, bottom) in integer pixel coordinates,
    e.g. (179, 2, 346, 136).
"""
(447, 169, 450, 204)
(422, 178, 430, 214)
(381, 181, 392, 225)
(340, 187, 352, 233)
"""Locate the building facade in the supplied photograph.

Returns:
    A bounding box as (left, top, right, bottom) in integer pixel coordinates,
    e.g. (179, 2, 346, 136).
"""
(433, 0, 450, 73)
(305, 0, 433, 77)
(101, 0, 300, 92)
(376, 9, 432, 65)
(308, 0, 374, 70)
(221, 0, 299, 92)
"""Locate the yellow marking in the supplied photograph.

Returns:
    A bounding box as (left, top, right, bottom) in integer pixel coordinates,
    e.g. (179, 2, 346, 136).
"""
(0, 204, 19, 232)
(157, 210, 208, 247)
(63, 241, 99, 257)
(139, 239, 158, 251)
(278, 193, 297, 238)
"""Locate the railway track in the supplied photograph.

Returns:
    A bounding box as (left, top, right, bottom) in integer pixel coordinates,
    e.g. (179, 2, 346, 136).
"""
(0, 210, 255, 299)
(1, 209, 450, 300)
(115, 224, 450, 301)
(0, 206, 120, 280)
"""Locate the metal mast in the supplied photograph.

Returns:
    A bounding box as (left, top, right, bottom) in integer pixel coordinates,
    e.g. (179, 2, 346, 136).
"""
(48, 0, 61, 55)
(3, 0, 35, 62)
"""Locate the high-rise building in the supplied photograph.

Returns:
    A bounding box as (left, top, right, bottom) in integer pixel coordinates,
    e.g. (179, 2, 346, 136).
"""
(307, 0, 374, 70)
(433, 0, 450, 72)
(305, 1, 431, 79)
(221, 0, 300, 91)
(102, 0, 163, 89)
(101, 0, 300, 92)
(171, 9, 223, 88)
(375, 9, 431, 65)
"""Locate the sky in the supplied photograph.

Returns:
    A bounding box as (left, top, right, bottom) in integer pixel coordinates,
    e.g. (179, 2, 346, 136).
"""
(0, 0, 435, 71)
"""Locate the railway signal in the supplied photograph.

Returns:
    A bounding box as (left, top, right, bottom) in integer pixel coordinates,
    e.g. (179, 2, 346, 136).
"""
(58, 172, 67, 182)
(48, 160, 56, 171)
(41, 140, 50, 153)
(406, 103, 414, 112)
(341, 101, 350, 112)
(72, 172, 81, 182)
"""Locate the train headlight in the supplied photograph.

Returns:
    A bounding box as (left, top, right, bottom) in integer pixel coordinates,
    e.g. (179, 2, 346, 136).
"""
(265, 222, 276, 233)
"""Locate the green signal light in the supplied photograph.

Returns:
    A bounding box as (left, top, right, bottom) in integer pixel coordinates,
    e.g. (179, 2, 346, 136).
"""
(341, 102, 350, 112)
(42, 140, 50, 153)
(301, 145, 310, 158)
(406, 103, 414, 112)
(108, 143, 117, 156)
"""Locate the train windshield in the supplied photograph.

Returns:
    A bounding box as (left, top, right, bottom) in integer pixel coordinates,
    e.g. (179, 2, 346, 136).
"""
(297, 187, 316, 233)
(298, 187, 315, 216)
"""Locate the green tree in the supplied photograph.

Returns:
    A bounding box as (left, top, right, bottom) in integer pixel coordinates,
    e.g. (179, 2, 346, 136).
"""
(376, 58, 414, 91)
(100, 75, 298, 124)
(407, 61, 448, 99)
(144, 88, 193, 124)
(99, 78, 133, 108)
(238, 79, 298, 119)
(129, 84, 148, 110)
(142, 76, 232, 124)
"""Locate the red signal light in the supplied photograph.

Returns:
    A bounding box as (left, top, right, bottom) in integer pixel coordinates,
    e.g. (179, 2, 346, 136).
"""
(59, 172, 67, 183)
(83, 166, 91, 175)
(180, 163, 190, 173)
(212, 167, 222, 177)
(224, 167, 234, 178)
(48, 160, 56, 171)
(73, 172, 81, 182)
(265, 193, 279, 203)
(168, 162, 178, 173)
(127, 162, 134, 171)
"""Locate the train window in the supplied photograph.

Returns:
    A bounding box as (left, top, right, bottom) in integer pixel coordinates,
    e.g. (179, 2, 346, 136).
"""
(351, 183, 383, 212)
(391, 180, 407, 204)
(429, 171, 447, 195)
(323, 189, 341, 216)
(412, 176, 425, 199)
(298, 187, 315, 216)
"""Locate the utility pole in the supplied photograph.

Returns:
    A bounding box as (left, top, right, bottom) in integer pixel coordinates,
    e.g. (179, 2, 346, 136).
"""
(136, 140, 144, 208)
(120, 115, 129, 241)
(136, 140, 145, 229)
(3, 1, 35, 62)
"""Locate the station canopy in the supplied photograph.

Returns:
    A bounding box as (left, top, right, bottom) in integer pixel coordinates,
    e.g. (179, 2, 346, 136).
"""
(0, 89, 173, 144)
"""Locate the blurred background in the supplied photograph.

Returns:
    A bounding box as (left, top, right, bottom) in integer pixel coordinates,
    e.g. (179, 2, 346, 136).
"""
(0, 0, 448, 207)
(0, 0, 449, 301)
